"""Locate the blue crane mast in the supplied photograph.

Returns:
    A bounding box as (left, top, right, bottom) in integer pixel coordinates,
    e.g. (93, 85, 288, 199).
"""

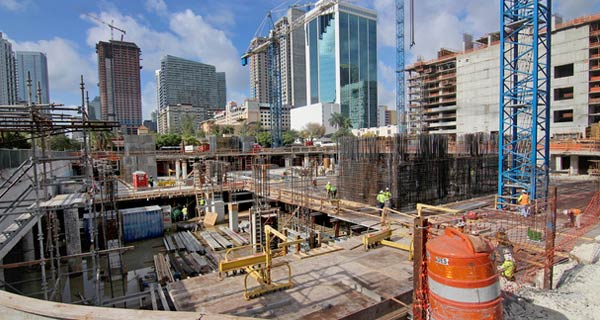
(396, 0, 414, 134)
(498, 0, 551, 203)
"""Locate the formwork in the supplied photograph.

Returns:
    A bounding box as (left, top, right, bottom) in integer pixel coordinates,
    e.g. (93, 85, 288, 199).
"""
(338, 133, 498, 211)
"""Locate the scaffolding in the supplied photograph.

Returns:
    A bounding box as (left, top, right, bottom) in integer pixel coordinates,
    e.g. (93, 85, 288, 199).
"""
(0, 73, 120, 303)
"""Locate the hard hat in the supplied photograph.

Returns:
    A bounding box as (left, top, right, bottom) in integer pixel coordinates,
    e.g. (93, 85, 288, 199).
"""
(456, 221, 465, 227)
(522, 190, 527, 193)
(386, 187, 390, 191)
(328, 181, 330, 184)
(563, 209, 569, 215)
(379, 190, 383, 193)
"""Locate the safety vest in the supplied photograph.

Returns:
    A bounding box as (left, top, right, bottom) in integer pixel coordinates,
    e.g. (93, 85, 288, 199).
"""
(518, 193, 529, 205)
(330, 185, 337, 192)
(501, 260, 515, 279)
(384, 191, 391, 201)
(325, 183, 331, 191)
(200, 199, 205, 206)
(572, 208, 582, 216)
(182, 207, 188, 216)
(376, 193, 386, 203)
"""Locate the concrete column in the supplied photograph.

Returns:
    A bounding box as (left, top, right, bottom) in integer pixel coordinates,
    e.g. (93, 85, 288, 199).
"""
(570, 155, 579, 175)
(228, 203, 239, 232)
(182, 161, 188, 180)
(553, 155, 561, 172)
(212, 199, 225, 223)
(285, 156, 293, 168)
(175, 160, 181, 180)
(64, 208, 82, 272)
(22, 229, 35, 262)
(303, 154, 310, 168)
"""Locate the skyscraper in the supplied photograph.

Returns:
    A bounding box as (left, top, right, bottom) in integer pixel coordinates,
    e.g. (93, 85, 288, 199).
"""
(248, 37, 269, 104)
(15, 51, 49, 104)
(216, 72, 227, 109)
(89, 96, 101, 120)
(157, 55, 226, 118)
(305, 2, 378, 128)
(247, 8, 306, 108)
(0, 33, 17, 105)
(96, 40, 142, 135)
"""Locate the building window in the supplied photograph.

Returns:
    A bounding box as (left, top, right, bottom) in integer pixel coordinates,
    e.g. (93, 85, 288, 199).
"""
(554, 109, 573, 123)
(554, 87, 574, 100)
(554, 63, 574, 78)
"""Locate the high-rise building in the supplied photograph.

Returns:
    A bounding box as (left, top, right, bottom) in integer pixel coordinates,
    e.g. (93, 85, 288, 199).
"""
(88, 96, 101, 120)
(96, 40, 142, 135)
(157, 55, 226, 123)
(305, 2, 378, 128)
(0, 33, 17, 105)
(216, 72, 227, 109)
(157, 104, 204, 134)
(15, 51, 49, 104)
(248, 8, 307, 108)
(248, 37, 269, 104)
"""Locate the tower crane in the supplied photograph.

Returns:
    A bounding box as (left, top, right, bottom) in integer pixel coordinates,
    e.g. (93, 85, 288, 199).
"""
(498, 0, 551, 204)
(84, 14, 127, 41)
(241, 0, 338, 148)
(396, 0, 415, 134)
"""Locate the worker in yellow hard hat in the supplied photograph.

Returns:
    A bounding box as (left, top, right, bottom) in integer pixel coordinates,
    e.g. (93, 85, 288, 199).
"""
(498, 250, 516, 281)
(376, 190, 386, 210)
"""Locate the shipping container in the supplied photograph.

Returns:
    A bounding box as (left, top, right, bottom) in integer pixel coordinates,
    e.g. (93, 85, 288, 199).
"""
(84, 205, 163, 243)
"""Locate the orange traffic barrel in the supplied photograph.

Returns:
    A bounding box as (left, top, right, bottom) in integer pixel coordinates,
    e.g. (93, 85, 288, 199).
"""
(426, 227, 502, 319)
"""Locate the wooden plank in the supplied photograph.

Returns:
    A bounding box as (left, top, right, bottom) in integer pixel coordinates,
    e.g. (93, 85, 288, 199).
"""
(199, 231, 223, 251)
(210, 231, 233, 249)
(203, 212, 218, 226)
(156, 283, 171, 311)
(150, 283, 158, 311)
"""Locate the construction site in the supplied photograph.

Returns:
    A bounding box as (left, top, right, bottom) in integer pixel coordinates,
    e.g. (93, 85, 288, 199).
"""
(1, 1, 600, 320)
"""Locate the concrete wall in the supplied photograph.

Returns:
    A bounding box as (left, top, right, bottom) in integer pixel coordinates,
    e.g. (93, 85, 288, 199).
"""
(456, 45, 500, 135)
(551, 24, 589, 136)
(291, 102, 341, 134)
(455, 25, 589, 138)
(122, 135, 157, 182)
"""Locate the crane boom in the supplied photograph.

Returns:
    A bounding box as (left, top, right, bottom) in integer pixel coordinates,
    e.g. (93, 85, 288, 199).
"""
(84, 14, 127, 41)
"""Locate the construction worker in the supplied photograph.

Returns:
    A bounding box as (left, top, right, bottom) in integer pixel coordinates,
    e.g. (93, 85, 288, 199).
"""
(376, 190, 386, 209)
(148, 176, 154, 188)
(517, 190, 530, 217)
(563, 208, 582, 229)
(199, 198, 206, 215)
(182, 206, 189, 220)
(330, 185, 337, 199)
(497, 249, 516, 281)
(384, 187, 392, 208)
(325, 181, 332, 199)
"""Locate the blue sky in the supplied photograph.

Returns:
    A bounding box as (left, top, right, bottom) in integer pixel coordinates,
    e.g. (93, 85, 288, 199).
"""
(1, 0, 598, 120)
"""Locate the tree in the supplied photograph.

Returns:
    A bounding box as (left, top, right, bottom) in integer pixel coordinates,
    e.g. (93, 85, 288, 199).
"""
(0, 132, 30, 149)
(180, 114, 197, 137)
(156, 134, 182, 149)
(282, 129, 299, 146)
(221, 125, 235, 135)
(256, 131, 272, 147)
(329, 112, 351, 130)
(49, 134, 81, 151)
(302, 122, 326, 141)
(182, 134, 199, 146)
(92, 130, 114, 151)
(239, 121, 261, 137)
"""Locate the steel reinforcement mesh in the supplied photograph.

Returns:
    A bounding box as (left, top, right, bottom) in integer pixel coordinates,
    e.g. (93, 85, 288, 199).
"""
(338, 133, 499, 211)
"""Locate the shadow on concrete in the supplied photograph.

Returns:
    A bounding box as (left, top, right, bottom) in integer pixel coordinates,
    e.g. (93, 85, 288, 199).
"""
(503, 294, 568, 320)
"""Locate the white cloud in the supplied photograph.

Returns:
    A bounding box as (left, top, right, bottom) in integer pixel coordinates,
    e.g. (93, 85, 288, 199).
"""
(378, 82, 395, 109)
(83, 8, 248, 118)
(556, 0, 599, 20)
(378, 60, 395, 84)
(13, 38, 97, 94)
(145, 0, 167, 16)
(141, 81, 157, 119)
(0, 0, 28, 11)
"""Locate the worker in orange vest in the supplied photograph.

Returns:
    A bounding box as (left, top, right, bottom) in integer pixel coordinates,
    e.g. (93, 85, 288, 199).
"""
(517, 190, 530, 217)
(563, 208, 582, 229)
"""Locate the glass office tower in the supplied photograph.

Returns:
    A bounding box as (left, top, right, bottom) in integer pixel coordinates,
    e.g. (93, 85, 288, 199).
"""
(306, 3, 378, 128)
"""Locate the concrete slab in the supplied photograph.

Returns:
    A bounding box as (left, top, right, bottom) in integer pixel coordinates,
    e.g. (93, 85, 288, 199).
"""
(167, 241, 413, 319)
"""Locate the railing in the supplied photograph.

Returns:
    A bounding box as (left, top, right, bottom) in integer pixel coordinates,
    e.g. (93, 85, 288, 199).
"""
(550, 139, 600, 153)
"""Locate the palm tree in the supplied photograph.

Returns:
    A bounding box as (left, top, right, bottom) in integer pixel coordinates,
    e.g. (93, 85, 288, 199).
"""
(329, 112, 352, 130)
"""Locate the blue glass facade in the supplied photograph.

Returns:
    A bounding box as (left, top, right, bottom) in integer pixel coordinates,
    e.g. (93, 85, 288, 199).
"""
(306, 6, 377, 128)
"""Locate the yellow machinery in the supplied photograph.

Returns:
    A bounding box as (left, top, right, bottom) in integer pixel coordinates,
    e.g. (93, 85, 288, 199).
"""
(362, 207, 414, 259)
(219, 225, 304, 300)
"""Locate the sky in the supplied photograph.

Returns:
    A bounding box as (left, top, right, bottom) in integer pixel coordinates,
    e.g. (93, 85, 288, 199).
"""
(1, 0, 598, 121)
